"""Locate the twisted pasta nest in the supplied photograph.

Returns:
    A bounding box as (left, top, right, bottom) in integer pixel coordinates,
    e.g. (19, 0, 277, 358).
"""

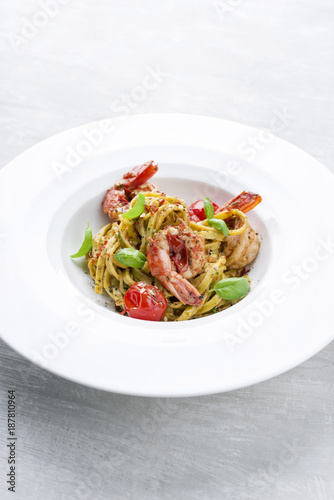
(87, 192, 249, 321)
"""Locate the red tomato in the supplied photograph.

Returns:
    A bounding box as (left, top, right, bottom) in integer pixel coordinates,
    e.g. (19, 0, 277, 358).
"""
(188, 200, 219, 221)
(124, 282, 167, 321)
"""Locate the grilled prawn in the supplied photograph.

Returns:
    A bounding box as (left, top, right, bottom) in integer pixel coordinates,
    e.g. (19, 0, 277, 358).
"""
(146, 222, 205, 306)
(189, 191, 262, 270)
(103, 161, 160, 222)
(220, 191, 262, 269)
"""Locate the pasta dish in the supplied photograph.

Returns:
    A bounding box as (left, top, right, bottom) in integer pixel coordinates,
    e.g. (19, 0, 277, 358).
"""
(71, 161, 262, 322)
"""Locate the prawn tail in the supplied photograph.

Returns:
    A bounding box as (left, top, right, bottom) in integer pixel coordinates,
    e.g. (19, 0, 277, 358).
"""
(123, 161, 158, 190)
(220, 191, 262, 214)
(161, 272, 203, 306)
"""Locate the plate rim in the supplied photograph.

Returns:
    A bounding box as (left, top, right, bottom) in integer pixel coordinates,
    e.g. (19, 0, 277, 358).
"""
(1, 113, 334, 397)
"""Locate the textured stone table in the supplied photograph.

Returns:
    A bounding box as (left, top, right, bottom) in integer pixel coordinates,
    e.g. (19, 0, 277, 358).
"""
(1, 1, 333, 499)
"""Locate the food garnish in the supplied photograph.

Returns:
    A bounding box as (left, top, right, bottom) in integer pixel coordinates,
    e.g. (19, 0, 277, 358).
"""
(71, 223, 93, 258)
(114, 248, 147, 269)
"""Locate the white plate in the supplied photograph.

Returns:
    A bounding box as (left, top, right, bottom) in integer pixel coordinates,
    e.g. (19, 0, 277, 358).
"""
(0, 114, 333, 397)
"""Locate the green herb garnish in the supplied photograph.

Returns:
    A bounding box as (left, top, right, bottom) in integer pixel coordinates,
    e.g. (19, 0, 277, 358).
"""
(212, 277, 250, 300)
(122, 193, 145, 219)
(207, 218, 229, 236)
(114, 248, 147, 268)
(203, 198, 229, 236)
(203, 197, 214, 219)
(71, 223, 93, 258)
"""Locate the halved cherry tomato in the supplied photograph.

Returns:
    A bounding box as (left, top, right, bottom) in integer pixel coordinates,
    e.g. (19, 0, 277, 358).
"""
(188, 199, 219, 221)
(124, 282, 167, 321)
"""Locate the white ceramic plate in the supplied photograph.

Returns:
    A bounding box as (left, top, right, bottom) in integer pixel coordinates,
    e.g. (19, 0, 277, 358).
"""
(1, 114, 333, 397)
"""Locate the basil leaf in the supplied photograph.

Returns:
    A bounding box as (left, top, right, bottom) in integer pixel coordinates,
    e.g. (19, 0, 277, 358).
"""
(203, 197, 214, 219)
(213, 277, 250, 300)
(114, 248, 147, 268)
(208, 218, 229, 236)
(122, 193, 145, 219)
(71, 222, 93, 258)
